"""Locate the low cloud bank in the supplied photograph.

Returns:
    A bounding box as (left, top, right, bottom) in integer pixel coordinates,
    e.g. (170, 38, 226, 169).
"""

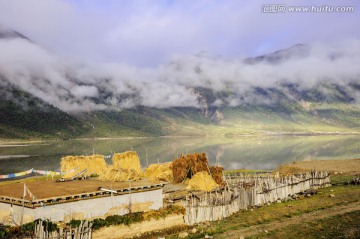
(0, 37, 359, 112)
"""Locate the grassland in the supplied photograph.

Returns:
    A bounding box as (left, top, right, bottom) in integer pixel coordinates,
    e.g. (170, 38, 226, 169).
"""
(251, 210, 360, 239)
(154, 175, 360, 239)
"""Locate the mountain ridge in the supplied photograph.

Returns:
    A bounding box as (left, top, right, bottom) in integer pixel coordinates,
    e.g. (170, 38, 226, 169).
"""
(0, 27, 359, 139)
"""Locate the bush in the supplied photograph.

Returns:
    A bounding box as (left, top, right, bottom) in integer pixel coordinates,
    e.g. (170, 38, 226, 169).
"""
(92, 218, 107, 230)
(0, 224, 10, 238)
(67, 219, 82, 228)
(105, 212, 143, 226)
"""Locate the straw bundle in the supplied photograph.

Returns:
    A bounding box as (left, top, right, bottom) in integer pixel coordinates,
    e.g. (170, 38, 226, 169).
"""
(94, 151, 144, 182)
(186, 172, 219, 191)
(99, 165, 142, 182)
(112, 151, 143, 176)
(210, 166, 224, 185)
(61, 155, 107, 177)
(171, 153, 210, 183)
(145, 162, 173, 182)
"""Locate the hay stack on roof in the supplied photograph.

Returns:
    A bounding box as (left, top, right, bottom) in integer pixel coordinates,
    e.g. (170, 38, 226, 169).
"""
(99, 151, 143, 181)
(171, 153, 210, 183)
(112, 151, 143, 175)
(186, 172, 219, 191)
(210, 166, 224, 185)
(145, 162, 173, 182)
(61, 155, 106, 177)
(100, 166, 142, 182)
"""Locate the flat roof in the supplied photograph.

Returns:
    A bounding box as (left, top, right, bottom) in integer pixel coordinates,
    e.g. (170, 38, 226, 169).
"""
(0, 178, 165, 208)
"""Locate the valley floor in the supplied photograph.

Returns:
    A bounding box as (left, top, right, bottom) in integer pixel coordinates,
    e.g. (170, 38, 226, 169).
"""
(217, 200, 360, 239)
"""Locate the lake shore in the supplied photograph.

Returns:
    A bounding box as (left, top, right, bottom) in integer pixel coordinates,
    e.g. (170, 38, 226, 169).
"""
(1, 131, 360, 145)
(274, 158, 360, 175)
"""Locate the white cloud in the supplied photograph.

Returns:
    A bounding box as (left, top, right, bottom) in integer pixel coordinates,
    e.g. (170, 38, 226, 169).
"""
(0, 35, 359, 112)
(0, 0, 358, 66)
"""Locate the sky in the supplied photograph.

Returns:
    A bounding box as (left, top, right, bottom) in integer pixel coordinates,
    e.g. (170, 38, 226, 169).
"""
(0, 0, 359, 66)
(0, 0, 359, 112)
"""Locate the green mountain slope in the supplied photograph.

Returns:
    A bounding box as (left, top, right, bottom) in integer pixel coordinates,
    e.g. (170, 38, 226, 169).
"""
(1, 77, 359, 140)
(0, 27, 359, 139)
(0, 80, 89, 139)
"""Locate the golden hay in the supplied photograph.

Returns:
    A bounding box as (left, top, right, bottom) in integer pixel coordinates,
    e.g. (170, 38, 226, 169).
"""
(61, 155, 107, 178)
(186, 172, 219, 191)
(145, 162, 173, 182)
(171, 153, 210, 183)
(112, 151, 143, 176)
(99, 165, 142, 182)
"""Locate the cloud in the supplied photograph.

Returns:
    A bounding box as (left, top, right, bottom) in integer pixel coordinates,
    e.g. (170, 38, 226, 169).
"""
(0, 0, 359, 66)
(0, 33, 360, 112)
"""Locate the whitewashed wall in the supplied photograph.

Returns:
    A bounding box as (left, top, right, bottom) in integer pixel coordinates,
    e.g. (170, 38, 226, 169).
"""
(0, 189, 162, 225)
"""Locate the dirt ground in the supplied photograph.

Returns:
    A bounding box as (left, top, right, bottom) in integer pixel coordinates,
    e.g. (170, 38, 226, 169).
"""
(0, 178, 162, 199)
(274, 158, 360, 175)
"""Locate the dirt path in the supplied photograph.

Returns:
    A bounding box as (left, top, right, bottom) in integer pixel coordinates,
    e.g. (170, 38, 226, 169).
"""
(217, 201, 360, 238)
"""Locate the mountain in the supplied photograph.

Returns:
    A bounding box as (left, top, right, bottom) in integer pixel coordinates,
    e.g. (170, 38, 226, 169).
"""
(0, 27, 359, 139)
(0, 77, 89, 139)
(0, 25, 29, 41)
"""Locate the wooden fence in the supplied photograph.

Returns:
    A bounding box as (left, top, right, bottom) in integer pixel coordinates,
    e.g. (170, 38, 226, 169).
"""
(33, 220, 92, 239)
(183, 171, 331, 225)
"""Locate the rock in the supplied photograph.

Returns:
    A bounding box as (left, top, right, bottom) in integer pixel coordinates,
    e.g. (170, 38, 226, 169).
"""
(291, 194, 298, 199)
(264, 230, 269, 233)
(250, 208, 254, 211)
(349, 177, 360, 185)
(239, 236, 245, 239)
(329, 194, 335, 198)
(304, 189, 318, 195)
(330, 189, 334, 192)
(178, 232, 188, 238)
(191, 228, 197, 234)
(205, 235, 213, 238)
(276, 200, 281, 203)
(305, 194, 311, 198)
(266, 202, 271, 206)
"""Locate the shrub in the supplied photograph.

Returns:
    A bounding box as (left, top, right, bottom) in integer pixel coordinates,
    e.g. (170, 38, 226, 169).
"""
(67, 219, 82, 228)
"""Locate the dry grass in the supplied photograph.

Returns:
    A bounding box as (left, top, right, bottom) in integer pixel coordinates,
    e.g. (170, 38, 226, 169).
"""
(186, 171, 219, 192)
(171, 153, 210, 183)
(274, 158, 360, 176)
(112, 151, 143, 175)
(99, 166, 142, 182)
(60, 155, 107, 177)
(145, 162, 173, 182)
(210, 166, 224, 185)
(99, 151, 144, 181)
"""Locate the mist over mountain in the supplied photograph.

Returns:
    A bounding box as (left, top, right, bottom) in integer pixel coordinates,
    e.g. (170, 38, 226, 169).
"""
(0, 26, 359, 138)
(1, 26, 360, 111)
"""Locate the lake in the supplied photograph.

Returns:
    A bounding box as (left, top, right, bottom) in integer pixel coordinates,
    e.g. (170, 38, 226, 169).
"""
(0, 135, 359, 175)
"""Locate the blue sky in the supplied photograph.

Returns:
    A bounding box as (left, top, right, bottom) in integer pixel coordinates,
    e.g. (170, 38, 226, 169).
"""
(0, 0, 359, 66)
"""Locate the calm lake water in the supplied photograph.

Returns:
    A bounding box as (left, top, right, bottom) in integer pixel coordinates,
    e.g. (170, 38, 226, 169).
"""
(0, 135, 359, 175)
